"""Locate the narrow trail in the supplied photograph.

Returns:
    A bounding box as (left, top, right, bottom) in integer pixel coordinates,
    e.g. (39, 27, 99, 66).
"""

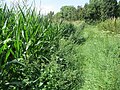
(76, 26, 120, 90)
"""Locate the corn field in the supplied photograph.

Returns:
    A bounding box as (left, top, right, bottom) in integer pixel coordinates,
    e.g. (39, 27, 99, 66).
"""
(0, 4, 82, 90)
(0, 2, 120, 90)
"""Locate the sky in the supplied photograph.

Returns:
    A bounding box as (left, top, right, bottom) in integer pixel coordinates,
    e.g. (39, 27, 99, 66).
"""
(4, 0, 120, 14)
(39, 0, 89, 14)
(4, 0, 89, 14)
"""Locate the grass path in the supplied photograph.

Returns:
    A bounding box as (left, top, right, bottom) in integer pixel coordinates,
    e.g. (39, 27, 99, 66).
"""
(76, 25, 120, 90)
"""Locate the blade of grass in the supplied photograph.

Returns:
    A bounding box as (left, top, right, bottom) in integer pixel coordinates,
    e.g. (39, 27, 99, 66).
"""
(18, 4, 26, 22)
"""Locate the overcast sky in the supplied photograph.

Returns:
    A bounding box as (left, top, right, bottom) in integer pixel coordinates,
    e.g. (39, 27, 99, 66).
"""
(4, 0, 120, 14)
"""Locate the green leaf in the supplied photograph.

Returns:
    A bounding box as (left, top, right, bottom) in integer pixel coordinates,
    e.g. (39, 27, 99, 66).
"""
(5, 49, 11, 62)
(18, 4, 26, 22)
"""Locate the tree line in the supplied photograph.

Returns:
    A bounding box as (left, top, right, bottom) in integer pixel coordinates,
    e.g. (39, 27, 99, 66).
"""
(47, 0, 120, 22)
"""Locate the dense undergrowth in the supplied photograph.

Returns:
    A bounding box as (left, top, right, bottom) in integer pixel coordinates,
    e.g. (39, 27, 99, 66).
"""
(0, 3, 120, 90)
(0, 4, 84, 90)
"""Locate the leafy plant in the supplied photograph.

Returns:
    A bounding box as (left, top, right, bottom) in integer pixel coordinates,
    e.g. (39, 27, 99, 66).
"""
(0, 3, 83, 90)
(60, 22, 76, 39)
(98, 18, 120, 34)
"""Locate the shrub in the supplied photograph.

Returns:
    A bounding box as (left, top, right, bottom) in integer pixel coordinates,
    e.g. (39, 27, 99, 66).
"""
(54, 39, 84, 90)
(98, 18, 120, 34)
(60, 22, 76, 39)
(70, 21, 86, 45)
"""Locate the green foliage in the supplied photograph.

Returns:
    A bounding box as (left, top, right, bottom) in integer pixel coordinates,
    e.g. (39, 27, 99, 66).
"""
(76, 6, 84, 20)
(54, 12, 62, 20)
(70, 21, 86, 44)
(53, 0, 119, 22)
(117, 1, 120, 17)
(46, 11, 54, 19)
(98, 18, 120, 34)
(65, 24, 120, 90)
(83, 0, 118, 22)
(0, 4, 58, 89)
(79, 26, 120, 90)
(60, 6, 77, 21)
(55, 39, 84, 90)
(0, 4, 83, 90)
(100, 0, 118, 20)
(84, 1, 101, 22)
(60, 22, 76, 39)
(1, 0, 120, 90)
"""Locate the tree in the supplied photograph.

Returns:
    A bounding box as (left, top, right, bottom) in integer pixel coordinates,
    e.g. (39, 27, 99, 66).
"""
(54, 12, 62, 20)
(83, 2, 101, 22)
(83, 0, 118, 22)
(76, 6, 84, 20)
(100, 0, 118, 20)
(117, 1, 120, 17)
(60, 6, 77, 21)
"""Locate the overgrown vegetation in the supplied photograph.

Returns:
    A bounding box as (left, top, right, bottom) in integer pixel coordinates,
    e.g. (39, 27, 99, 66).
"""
(98, 19, 120, 34)
(0, 0, 120, 90)
(0, 4, 83, 90)
(79, 25, 120, 90)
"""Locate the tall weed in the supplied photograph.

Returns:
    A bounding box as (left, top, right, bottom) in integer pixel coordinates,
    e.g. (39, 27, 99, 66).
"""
(98, 18, 120, 34)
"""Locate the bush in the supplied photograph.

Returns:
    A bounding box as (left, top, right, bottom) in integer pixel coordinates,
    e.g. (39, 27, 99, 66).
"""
(98, 18, 120, 34)
(54, 39, 84, 90)
(60, 22, 76, 39)
(70, 21, 86, 45)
